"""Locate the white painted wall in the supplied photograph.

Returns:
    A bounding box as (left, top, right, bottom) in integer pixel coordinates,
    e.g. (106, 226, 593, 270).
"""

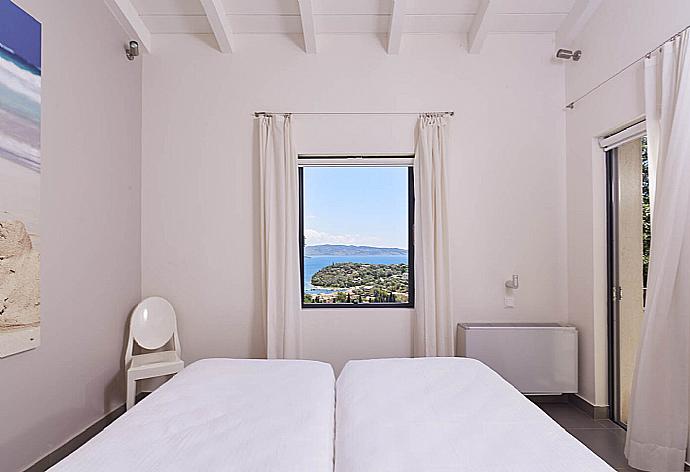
(2, 0, 688, 467)
(0, 1, 142, 471)
(142, 33, 567, 374)
(564, 0, 690, 405)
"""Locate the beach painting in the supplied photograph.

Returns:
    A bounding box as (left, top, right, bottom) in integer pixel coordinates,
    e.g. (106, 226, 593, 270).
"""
(0, 0, 41, 357)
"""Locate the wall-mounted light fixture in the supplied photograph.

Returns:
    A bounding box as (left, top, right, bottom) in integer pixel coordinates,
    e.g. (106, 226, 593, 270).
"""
(125, 40, 140, 61)
(555, 49, 582, 61)
(505, 275, 519, 290)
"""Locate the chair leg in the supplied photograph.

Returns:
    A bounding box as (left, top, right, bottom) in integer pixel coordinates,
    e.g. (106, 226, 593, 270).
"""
(126, 377, 136, 410)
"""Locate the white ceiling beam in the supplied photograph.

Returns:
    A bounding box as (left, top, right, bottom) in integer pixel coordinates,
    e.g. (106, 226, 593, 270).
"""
(387, 0, 406, 55)
(200, 0, 234, 53)
(556, 0, 603, 48)
(104, 0, 152, 53)
(297, 0, 317, 54)
(467, 0, 495, 54)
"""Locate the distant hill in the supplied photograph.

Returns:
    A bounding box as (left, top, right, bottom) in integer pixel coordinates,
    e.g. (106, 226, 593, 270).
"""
(304, 244, 408, 256)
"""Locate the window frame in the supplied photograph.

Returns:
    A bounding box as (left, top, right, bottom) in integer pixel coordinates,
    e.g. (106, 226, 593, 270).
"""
(298, 156, 415, 309)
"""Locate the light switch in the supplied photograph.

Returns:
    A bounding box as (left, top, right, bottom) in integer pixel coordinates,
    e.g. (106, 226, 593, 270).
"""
(504, 296, 515, 308)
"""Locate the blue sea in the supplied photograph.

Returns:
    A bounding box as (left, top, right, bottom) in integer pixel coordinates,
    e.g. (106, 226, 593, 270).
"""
(0, 41, 41, 172)
(304, 255, 408, 294)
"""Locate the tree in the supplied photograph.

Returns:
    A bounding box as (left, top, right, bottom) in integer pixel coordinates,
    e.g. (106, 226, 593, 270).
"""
(641, 136, 651, 299)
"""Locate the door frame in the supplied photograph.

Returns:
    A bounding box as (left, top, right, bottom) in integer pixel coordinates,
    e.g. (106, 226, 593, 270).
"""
(605, 147, 625, 428)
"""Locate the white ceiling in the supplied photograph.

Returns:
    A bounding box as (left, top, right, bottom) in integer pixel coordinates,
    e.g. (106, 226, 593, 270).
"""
(108, 0, 598, 54)
(131, 0, 576, 35)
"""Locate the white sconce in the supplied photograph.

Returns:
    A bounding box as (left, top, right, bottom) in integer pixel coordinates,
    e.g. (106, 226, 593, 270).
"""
(505, 275, 519, 290)
(504, 275, 519, 308)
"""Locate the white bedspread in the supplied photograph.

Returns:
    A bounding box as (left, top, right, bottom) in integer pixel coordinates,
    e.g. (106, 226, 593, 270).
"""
(51, 358, 335, 472)
(335, 357, 615, 472)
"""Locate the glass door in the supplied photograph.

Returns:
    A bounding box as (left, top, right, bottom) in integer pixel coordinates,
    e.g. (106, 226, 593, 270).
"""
(606, 136, 650, 426)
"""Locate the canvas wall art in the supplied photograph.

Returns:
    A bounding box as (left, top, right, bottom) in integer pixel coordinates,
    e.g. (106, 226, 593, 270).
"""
(0, 0, 41, 357)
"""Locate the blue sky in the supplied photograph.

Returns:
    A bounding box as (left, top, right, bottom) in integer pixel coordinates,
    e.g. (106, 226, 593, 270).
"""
(303, 167, 409, 249)
(0, 0, 41, 70)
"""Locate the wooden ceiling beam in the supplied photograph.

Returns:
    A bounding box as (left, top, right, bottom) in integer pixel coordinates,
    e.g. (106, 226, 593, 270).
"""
(297, 0, 318, 54)
(200, 0, 234, 53)
(467, 0, 495, 54)
(387, 0, 406, 55)
(556, 0, 603, 47)
(104, 0, 152, 53)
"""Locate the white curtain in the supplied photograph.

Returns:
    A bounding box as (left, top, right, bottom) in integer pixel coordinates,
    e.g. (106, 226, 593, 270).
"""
(258, 114, 302, 359)
(413, 114, 453, 357)
(626, 31, 690, 472)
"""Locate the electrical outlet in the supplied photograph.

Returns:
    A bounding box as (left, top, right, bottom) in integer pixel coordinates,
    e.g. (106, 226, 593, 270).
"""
(504, 296, 515, 308)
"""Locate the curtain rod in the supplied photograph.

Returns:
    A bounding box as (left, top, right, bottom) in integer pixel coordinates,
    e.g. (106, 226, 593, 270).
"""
(253, 111, 454, 117)
(565, 24, 690, 110)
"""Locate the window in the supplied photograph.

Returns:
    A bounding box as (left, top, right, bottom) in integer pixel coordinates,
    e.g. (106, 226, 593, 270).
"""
(299, 157, 414, 308)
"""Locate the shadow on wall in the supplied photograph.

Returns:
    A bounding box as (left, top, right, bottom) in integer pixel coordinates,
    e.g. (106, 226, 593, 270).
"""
(252, 118, 266, 358)
(99, 313, 135, 411)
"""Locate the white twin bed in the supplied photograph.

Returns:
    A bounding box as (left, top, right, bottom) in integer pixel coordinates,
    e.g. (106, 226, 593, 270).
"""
(51, 357, 615, 471)
(50, 359, 335, 472)
(336, 358, 613, 472)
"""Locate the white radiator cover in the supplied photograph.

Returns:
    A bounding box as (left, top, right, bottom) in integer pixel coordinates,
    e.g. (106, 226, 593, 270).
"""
(456, 323, 578, 395)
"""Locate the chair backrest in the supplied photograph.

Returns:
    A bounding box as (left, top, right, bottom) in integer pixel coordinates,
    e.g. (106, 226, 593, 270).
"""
(125, 297, 180, 366)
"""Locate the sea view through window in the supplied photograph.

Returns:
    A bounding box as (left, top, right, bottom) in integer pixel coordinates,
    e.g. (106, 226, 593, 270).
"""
(300, 164, 414, 307)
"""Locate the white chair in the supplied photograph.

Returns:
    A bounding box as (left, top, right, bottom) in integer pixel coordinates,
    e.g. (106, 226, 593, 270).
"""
(125, 296, 184, 410)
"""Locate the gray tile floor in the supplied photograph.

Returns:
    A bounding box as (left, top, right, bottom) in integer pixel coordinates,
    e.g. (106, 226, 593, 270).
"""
(536, 403, 641, 471)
